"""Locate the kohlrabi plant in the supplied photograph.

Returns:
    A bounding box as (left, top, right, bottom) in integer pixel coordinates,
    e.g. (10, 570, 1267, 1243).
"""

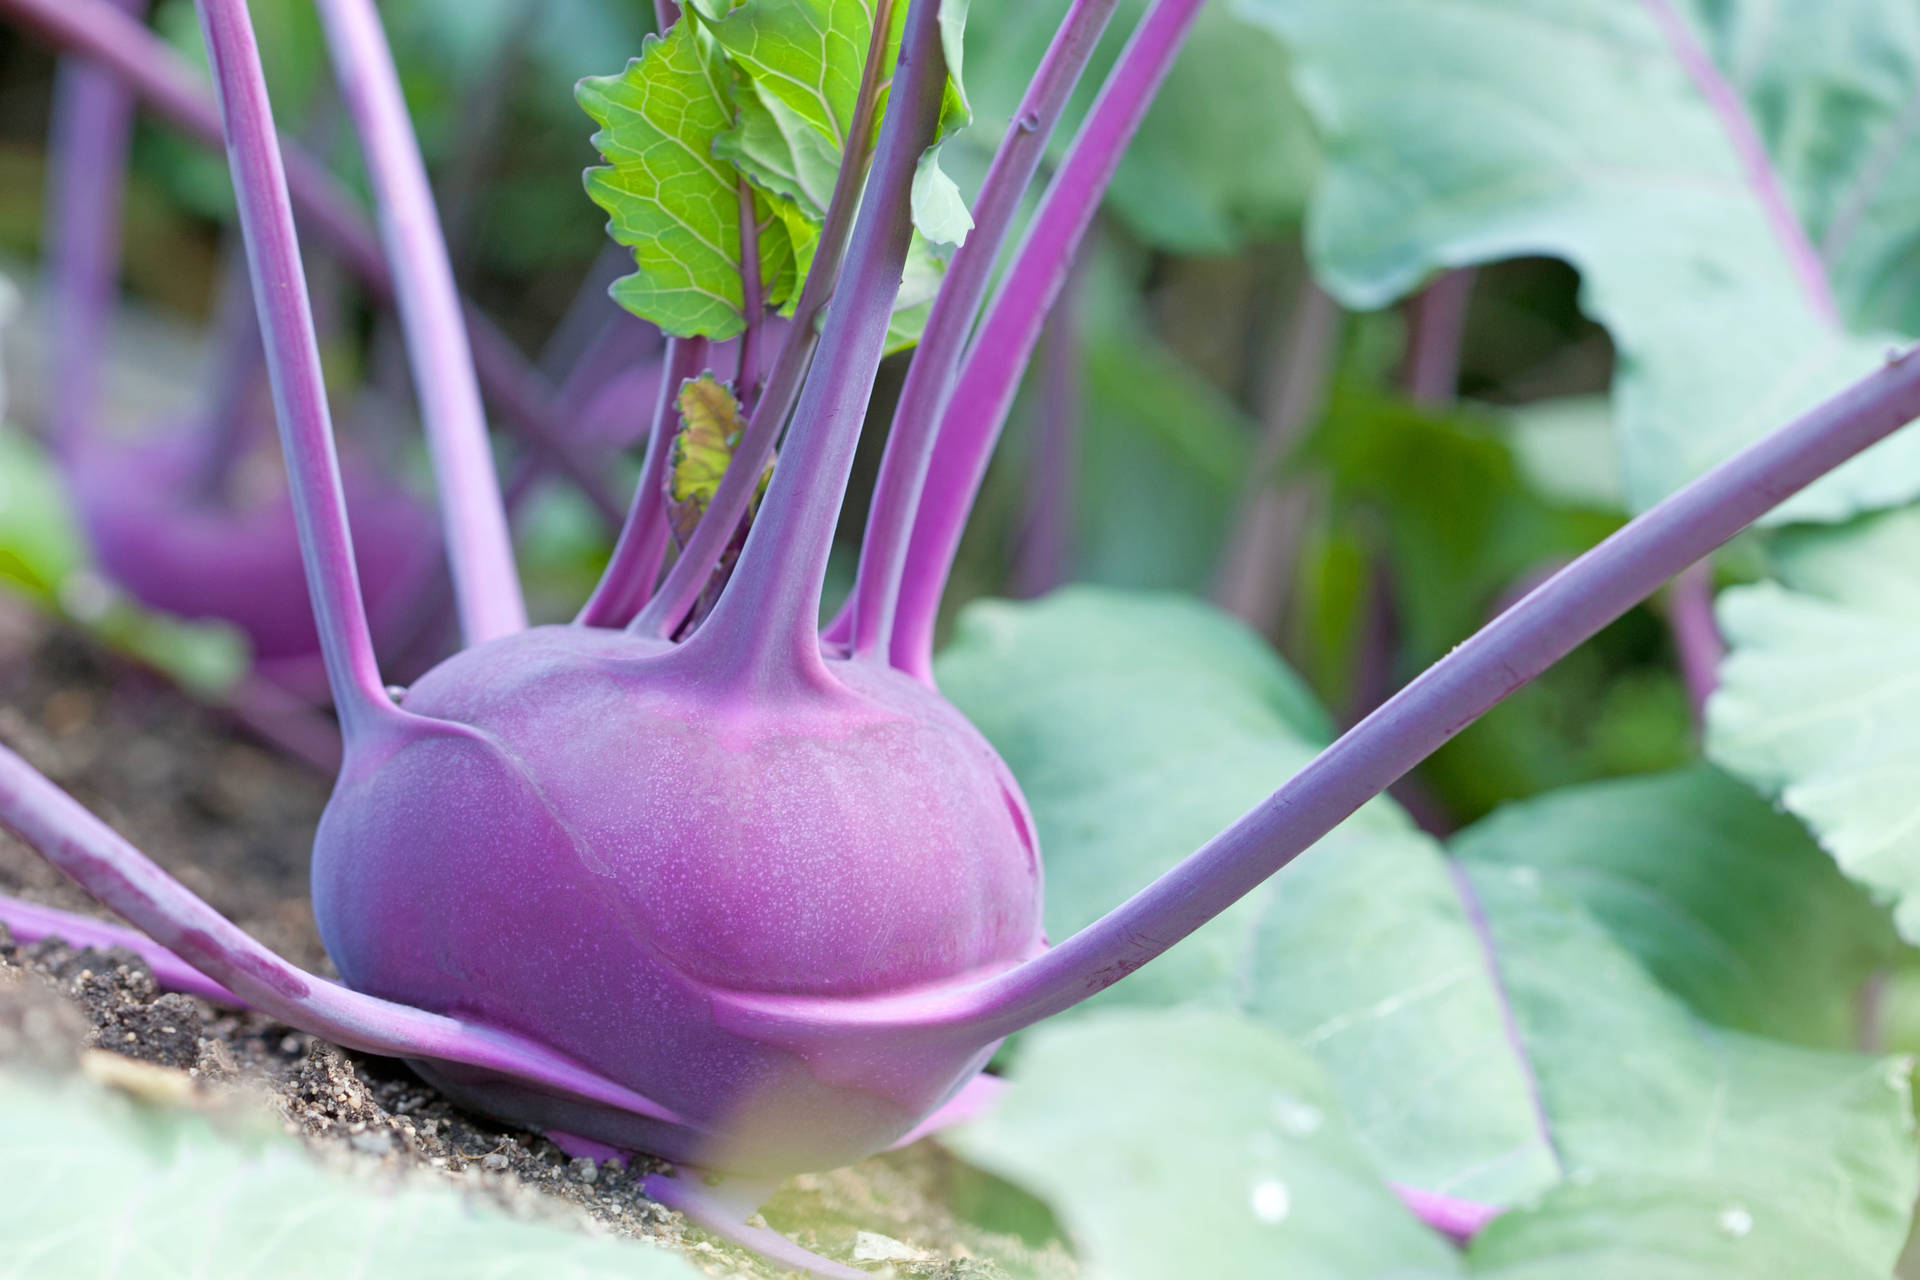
(7, 0, 1920, 1276)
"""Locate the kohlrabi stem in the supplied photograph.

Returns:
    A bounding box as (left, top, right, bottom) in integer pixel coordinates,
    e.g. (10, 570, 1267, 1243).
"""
(683, 0, 946, 691)
(1, 0, 625, 526)
(735, 179, 764, 411)
(42, 0, 148, 463)
(1667, 558, 1722, 728)
(654, 0, 680, 33)
(0, 742, 683, 1123)
(845, 0, 1118, 659)
(630, 0, 896, 641)
(1010, 275, 1084, 599)
(961, 344, 1920, 1039)
(576, 336, 709, 628)
(1213, 276, 1340, 631)
(0, 894, 238, 1005)
(192, 0, 394, 738)
(890, 0, 1205, 677)
(1400, 268, 1474, 408)
(312, 0, 526, 646)
(189, 248, 267, 503)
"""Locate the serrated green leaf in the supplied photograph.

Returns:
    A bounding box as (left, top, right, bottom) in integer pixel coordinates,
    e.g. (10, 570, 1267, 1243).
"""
(578, 21, 797, 338)
(1231, 0, 1920, 523)
(936, 589, 1919, 1270)
(947, 1008, 1464, 1280)
(1708, 504, 1920, 944)
(0, 1072, 698, 1278)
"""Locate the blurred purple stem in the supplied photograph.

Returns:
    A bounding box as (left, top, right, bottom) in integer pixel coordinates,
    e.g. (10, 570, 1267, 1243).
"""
(1400, 268, 1474, 409)
(312, 0, 526, 647)
(2, 0, 625, 526)
(1666, 559, 1722, 728)
(42, 0, 149, 462)
(1212, 278, 1340, 632)
(1010, 278, 1083, 599)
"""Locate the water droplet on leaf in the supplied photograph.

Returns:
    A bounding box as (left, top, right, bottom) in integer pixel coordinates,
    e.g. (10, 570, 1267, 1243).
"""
(1271, 1095, 1323, 1136)
(1717, 1204, 1753, 1238)
(1250, 1178, 1291, 1224)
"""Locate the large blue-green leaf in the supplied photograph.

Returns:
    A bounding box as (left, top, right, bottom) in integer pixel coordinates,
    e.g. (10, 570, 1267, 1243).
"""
(947, 1009, 1464, 1280)
(1450, 766, 1898, 1048)
(936, 589, 1918, 1270)
(1708, 504, 1920, 942)
(0, 1072, 697, 1277)
(1231, 0, 1920, 523)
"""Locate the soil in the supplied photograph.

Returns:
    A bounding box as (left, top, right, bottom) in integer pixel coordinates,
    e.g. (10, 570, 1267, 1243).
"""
(0, 607, 1076, 1280)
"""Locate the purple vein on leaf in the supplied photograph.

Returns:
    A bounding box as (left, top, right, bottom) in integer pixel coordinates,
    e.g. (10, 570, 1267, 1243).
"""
(1446, 861, 1567, 1179)
(1638, 0, 1839, 326)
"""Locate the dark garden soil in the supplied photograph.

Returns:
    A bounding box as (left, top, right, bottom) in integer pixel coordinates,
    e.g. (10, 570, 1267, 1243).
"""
(0, 607, 1074, 1280)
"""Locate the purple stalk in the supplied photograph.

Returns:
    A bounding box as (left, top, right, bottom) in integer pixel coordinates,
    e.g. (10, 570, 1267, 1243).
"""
(959, 343, 1920, 1037)
(0, 894, 239, 1005)
(1401, 268, 1474, 409)
(575, 336, 710, 628)
(681, 0, 947, 690)
(189, 250, 268, 502)
(42, 0, 149, 462)
(0, 743, 682, 1123)
(629, 0, 897, 641)
(734, 179, 764, 410)
(1213, 277, 1341, 631)
(845, 0, 1119, 654)
(889, 0, 1206, 678)
(1, 0, 625, 527)
(312, 0, 525, 647)
(1009, 278, 1084, 599)
(191, 0, 394, 737)
(1637, 0, 1838, 325)
(1667, 559, 1722, 727)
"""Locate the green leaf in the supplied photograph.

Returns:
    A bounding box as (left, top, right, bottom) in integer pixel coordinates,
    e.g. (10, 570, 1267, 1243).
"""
(0, 1072, 699, 1277)
(1232, 0, 1920, 522)
(578, 20, 797, 338)
(936, 589, 1919, 1270)
(1466, 1177, 1884, 1280)
(1450, 766, 1899, 1049)
(965, 0, 1321, 252)
(1708, 504, 1920, 943)
(946, 1008, 1464, 1280)
(704, 0, 972, 247)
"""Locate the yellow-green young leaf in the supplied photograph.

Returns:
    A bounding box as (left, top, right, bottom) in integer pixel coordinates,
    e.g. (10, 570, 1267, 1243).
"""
(578, 20, 796, 338)
(666, 374, 771, 548)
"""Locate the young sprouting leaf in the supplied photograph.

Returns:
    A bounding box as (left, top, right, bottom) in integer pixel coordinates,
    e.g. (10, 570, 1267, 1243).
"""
(1231, 0, 1920, 524)
(965, 0, 1321, 252)
(0, 1071, 699, 1277)
(936, 589, 1919, 1270)
(578, 20, 798, 339)
(1450, 766, 1899, 1049)
(703, 0, 973, 247)
(1708, 504, 1920, 943)
(946, 1008, 1465, 1280)
(665, 373, 768, 549)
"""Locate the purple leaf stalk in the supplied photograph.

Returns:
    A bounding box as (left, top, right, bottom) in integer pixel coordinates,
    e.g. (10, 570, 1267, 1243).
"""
(7, 0, 1920, 1272)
